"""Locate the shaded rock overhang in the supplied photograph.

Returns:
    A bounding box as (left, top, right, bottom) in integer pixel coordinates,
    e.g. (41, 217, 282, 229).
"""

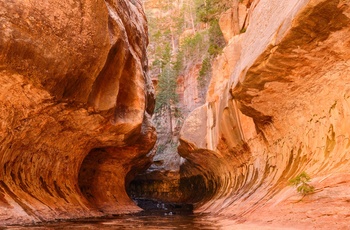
(0, 0, 156, 225)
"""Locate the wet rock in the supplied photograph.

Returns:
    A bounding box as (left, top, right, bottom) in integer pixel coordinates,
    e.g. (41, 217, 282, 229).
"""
(133, 198, 193, 215)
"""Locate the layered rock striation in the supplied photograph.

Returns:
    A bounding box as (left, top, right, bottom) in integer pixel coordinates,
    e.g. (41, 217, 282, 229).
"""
(2, 0, 350, 227)
(179, 0, 350, 227)
(0, 0, 155, 225)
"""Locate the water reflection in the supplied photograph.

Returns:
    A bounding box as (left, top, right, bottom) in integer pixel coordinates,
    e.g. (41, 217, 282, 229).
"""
(5, 213, 253, 230)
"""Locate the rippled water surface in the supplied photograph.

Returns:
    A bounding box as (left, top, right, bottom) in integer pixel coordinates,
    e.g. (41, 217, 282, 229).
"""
(5, 213, 272, 230)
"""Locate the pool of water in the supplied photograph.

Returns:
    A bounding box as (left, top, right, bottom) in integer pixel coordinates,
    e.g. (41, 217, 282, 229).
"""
(5, 212, 274, 230)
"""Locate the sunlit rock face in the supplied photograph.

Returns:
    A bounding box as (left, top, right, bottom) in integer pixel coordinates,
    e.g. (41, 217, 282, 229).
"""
(0, 0, 155, 225)
(179, 0, 350, 227)
(177, 64, 203, 114)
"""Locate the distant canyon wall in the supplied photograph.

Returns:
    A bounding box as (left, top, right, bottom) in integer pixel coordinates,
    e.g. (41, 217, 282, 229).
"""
(179, 0, 350, 227)
(0, 0, 155, 225)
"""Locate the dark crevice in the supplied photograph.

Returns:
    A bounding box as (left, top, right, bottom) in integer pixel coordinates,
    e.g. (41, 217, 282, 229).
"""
(39, 177, 54, 197)
(54, 181, 68, 203)
(78, 148, 108, 207)
(126, 157, 219, 214)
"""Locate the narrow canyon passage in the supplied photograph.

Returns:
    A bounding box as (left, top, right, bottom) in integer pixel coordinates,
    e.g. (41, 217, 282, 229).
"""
(0, 0, 350, 229)
(128, 0, 350, 228)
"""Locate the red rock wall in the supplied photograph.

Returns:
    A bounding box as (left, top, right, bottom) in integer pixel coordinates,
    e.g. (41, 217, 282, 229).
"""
(177, 64, 203, 114)
(0, 0, 155, 225)
(179, 0, 350, 228)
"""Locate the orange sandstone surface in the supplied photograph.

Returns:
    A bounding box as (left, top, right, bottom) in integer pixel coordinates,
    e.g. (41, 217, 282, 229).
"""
(178, 0, 350, 228)
(1, 0, 350, 228)
(0, 0, 156, 225)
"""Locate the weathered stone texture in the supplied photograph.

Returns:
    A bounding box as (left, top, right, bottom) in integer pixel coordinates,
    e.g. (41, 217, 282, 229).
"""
(0, 0, 155, 225)
(179, 0, 350, 228)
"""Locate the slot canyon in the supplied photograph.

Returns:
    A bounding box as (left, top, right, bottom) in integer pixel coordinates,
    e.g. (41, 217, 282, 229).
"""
(1, 0, 350, 229)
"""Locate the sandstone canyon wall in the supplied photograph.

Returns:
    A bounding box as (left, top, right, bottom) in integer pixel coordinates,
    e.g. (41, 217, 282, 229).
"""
(179, 0, 350, 228)
(2, 0, 350, 228)
(0, 0, 156, 225)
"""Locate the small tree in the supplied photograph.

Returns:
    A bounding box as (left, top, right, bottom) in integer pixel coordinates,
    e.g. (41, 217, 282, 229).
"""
(154, 43, 178, 136)
(289, 172, 315, 196)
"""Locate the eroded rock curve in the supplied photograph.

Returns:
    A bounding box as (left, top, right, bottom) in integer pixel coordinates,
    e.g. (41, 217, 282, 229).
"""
(0, 0, 155, 225)
(179, 0, 350, 227)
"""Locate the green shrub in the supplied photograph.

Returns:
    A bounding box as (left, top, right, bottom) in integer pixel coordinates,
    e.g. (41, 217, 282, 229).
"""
(195, 0, 231, 23)
(199, 56, 211, 79)
(240, 27, 247, 33)
(181, 32, 206, 61)
(208, 19, 226, 56)
(155, 63, 178, 111)
(289, 172, 315, 196)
